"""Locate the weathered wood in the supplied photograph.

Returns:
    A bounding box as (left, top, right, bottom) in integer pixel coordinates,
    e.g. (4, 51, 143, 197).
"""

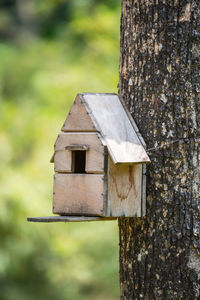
(50, 145, 90, 164)
(53, 173, 104, 216)
(82, 93, 150, 164)
(27, 216, 117, 222)
(103, 146, 109, 216)
(65, 144, 89, 151)
(54, 132, 104, 173)
(107, 156, 142, 217)
(62, 94, 96, 132)
(141, 164, 146, 217)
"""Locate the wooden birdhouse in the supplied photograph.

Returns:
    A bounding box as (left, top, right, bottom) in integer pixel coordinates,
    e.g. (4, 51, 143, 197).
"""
(28, 93, 150, 223)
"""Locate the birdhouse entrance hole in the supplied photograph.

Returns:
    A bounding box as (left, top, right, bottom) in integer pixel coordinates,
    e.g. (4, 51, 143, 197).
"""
(72, 150, 86, 174)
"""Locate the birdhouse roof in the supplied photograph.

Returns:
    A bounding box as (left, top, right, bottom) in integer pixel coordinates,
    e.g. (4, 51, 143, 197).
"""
(59, 93, 150, 164)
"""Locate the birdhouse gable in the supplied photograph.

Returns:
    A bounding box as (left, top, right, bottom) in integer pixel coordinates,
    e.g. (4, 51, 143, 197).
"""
(62, 94, 96, 132)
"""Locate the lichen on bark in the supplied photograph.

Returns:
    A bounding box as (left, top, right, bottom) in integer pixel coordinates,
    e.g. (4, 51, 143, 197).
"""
(118, 1, 200, 299)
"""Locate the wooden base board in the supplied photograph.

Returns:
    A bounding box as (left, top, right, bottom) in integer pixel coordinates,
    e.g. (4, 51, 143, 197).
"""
(27, 216, 117, 223)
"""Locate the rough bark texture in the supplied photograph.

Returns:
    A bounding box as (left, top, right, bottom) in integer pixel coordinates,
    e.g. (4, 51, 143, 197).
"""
(118, 1, 200, 299)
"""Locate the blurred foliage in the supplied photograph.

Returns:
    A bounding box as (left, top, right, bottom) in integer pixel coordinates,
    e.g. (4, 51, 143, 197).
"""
(0, 0, 120, 299)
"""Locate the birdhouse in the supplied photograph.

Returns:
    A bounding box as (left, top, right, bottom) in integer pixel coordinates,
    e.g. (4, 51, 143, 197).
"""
(28, 93, 150, 223)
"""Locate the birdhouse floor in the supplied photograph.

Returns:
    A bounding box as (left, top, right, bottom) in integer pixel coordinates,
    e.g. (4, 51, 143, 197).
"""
(27, 216, 117, 223)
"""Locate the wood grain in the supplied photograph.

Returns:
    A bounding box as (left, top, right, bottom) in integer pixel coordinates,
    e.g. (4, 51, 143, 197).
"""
(141, 164, 146, 216)
(82, 93, 150, 164)
(62, 95, 96, 132)
(27, 216, 117, 222)
(107, 156, 142, 217)
(53, 173, 104, 216)
(54, 132, 104, 173)
(65, 145, 89, 151)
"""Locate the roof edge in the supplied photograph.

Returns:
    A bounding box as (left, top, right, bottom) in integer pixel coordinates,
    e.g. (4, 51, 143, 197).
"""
(118, 95, 147, 148)
(82, 93, 150, 164)
(80, 92, 117, 96)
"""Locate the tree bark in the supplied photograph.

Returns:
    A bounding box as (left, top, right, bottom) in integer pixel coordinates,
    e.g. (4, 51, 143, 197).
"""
(118, 1, 200, 299)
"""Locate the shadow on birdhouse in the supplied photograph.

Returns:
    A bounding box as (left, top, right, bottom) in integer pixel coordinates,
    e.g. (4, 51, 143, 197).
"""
(28, 93, 150, 223)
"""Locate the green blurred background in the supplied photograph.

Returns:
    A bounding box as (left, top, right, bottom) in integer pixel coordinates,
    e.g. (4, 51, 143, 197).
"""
(0, 1, 120, 299)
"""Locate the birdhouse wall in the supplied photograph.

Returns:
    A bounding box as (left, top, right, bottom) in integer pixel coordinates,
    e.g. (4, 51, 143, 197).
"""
(54, 132, 104, 173)
(107, 156, 143, 217)
(53, 145, 144, 217)
(53, 173, 104, 216)
(53, 137, 107, 216)
(51, 93, 148, 218)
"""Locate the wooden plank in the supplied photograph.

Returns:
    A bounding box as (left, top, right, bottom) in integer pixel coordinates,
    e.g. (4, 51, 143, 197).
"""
(54, 132, 104, 173)
(53, 134, 71, 171)
(27, 216, 117, 222)
(107, 156, 142, 217)
(82, 93, 150, 164)
(103, 146, 109, 216)
(53, 173, 104, 216)
(62, 95, 96, 132)
(65, 144, 89, 151)
(141, 164, 147, 216)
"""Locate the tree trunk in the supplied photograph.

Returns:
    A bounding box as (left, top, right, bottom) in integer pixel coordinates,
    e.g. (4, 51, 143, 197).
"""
(118, 1, 200, 299)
